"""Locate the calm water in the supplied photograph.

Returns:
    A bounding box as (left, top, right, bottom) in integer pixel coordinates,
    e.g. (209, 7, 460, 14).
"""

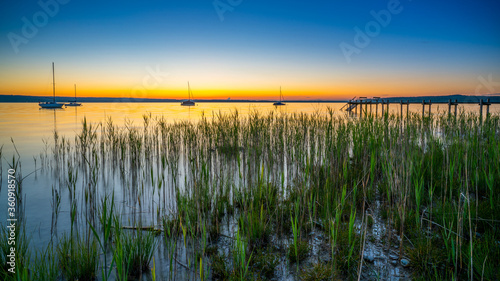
(1, 102, 497, 159)
(0, 102, 349, 278)
(0, 102, 338, 155)
(0, 102, 498, 228)
(0, 102, 498, 279)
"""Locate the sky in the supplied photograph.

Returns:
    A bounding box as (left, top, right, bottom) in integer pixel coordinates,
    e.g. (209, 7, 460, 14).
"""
(0, 0, 499, 100)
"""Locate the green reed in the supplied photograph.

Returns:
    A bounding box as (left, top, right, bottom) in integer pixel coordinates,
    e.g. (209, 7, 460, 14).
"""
(0, 223, 30, 281)
(16, 107, 497, 280)
(57, 234, 98, 281)
(112, 216, 131, 281)
(31, 243, 59, 281)
(233, 229, 252, 280)
(89, 193, 115, 281)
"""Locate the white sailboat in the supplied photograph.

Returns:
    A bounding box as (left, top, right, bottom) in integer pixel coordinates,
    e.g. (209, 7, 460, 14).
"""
(39, 62, 64, 109)
(65, 84, 82, 107)
(273, 86, 286, 106)
(181, 82, 196, 106)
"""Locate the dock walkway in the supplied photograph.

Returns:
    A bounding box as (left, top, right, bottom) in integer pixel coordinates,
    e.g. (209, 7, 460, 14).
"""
(343, 97, 499, 119)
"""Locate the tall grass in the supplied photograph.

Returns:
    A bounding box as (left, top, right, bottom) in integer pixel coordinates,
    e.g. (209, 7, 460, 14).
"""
(57, 234, 98, 281)
(13, 108, 499, 280)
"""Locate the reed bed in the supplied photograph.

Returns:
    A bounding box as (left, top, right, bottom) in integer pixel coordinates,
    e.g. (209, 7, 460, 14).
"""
(1, 109, 499, 280)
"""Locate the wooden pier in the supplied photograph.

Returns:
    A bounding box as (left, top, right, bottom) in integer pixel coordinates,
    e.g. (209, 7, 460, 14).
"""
(342, 97, 498, 119)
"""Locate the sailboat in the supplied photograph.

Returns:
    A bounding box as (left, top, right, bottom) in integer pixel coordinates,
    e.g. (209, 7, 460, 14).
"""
(65, 84, 82, 107)
(181, 82, 196, 106)
(39, 62, 64, 109)
(273, 86, 286, 106)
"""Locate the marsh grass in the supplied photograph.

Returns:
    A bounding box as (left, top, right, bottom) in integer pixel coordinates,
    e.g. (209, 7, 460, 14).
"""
(287, 240, 311, 263)
(57, 234, 98, 281)
(250, 246, 280, 279)
(407, 235, 449, 277)
(117, 229, 158, 277)
(211, 252, 229, 280)
(233, 229, 253, 280)
(464, 229, 500, 280)
(89, 193, 115, 281)
(0, 223, 31, 281)
(32, 243, 59, 281)
(299, 261, 334, 281)
(12, 108, 500, 280)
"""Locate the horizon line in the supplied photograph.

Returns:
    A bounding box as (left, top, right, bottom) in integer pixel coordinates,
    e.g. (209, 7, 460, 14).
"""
(1, 93, 500, 104)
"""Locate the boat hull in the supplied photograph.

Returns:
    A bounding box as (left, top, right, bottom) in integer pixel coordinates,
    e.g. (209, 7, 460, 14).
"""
(65, 102, 82, 107)
(273, 102, 286, 106)
(39, 102, 64, 109)
(181, 101, 195, 106)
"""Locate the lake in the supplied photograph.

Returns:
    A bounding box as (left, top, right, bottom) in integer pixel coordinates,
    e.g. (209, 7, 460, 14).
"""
(2, 101, 497, 158)
(0, 102, 499, 280)
(1, 102, 339, 239)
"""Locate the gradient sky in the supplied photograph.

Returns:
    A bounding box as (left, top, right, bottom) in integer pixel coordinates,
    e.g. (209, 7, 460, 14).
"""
(1, 0, 499, 100)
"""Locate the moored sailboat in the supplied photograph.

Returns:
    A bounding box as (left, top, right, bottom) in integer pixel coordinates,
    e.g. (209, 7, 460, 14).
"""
(39, 62, 64, 109)
(273, 86, 286, 106)
(181, 82, 196, 106)
(65, 84, 82, 107)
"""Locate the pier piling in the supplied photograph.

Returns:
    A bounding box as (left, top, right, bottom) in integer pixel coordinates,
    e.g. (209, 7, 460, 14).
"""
(407, 101, 409, 120)
(342, 97, 497, 121)
(400, 101, 403, 120)
(480, 99, 483, 123)
(487, 99, 490, 117)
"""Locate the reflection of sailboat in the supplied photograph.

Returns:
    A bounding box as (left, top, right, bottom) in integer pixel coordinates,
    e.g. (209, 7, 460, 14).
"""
(65, 84, 82, 107)
(181, 82, 196, 106)
(53, 108, 57, 131)
(39, 62, 64, 109)
(273, 86, 286, 106)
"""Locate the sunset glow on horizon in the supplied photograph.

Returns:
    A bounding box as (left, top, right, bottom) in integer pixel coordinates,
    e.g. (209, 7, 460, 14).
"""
(1, 0, 499, 100)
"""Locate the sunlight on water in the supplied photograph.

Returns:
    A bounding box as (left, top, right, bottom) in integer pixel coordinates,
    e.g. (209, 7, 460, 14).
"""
(1, 102, 498, 157)
(0, 103, 342, 158)
(0, 102, 499, 280)
(0, 102, 346, 248)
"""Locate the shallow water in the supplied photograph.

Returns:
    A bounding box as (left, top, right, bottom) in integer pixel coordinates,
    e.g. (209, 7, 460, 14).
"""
(0, 102, 498, 280)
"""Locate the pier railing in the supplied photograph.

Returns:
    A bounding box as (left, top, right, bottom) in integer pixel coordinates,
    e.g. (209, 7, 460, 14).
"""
(344, 98, 498, 120)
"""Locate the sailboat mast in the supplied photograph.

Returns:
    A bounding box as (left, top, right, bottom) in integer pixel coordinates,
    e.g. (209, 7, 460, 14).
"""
(52, 62, 56, 102)
(74, 84, 77, 101)
(188, 81, 191, 100)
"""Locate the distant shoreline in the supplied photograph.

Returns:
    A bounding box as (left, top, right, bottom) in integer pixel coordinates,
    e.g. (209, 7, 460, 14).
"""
(0, 94, 499, 104)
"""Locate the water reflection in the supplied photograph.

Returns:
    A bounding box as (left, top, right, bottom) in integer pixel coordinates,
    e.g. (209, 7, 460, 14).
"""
(0, 102, 499, 279)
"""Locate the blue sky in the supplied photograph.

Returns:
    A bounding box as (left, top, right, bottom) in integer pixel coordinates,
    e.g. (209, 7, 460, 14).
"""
(1, 0, 499, 99)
